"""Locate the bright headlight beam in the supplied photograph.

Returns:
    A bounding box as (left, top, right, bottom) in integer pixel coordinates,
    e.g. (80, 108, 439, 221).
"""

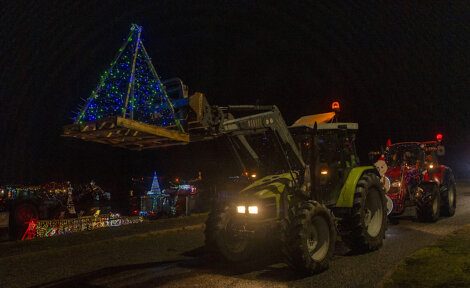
(237, 206, 246, 214)
(248, 206, 258, 214)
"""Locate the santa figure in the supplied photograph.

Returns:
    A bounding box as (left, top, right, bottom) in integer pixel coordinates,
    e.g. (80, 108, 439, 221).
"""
(374, 155, 394, 215)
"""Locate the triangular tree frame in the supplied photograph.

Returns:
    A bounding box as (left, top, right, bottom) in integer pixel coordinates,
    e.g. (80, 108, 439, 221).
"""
(75, 24, 184, 133)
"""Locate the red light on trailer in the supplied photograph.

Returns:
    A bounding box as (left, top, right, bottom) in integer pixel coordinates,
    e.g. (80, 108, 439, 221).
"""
(436, 133, 443, 142)
(331, 101, 340, 112)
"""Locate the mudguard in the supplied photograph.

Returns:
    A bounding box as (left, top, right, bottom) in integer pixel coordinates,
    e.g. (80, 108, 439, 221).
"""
(336, 166, 379, 208)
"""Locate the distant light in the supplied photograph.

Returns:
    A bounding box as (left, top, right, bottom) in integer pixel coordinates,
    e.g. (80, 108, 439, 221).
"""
(251, 173, 257, 179)
(429, 164, 434, 169)
(436, 133, 443, 142)
(320, 170, 328, 175)
(332, 101, 340, 112)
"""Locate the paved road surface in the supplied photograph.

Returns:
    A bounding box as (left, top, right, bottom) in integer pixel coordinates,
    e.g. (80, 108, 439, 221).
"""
(8, 182, 470, 288)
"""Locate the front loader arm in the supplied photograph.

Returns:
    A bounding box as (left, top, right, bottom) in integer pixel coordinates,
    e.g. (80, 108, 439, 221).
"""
(219, 105, 305, 170)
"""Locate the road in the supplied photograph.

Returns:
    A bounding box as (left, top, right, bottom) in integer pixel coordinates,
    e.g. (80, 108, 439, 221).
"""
(3, 182, 470, 288)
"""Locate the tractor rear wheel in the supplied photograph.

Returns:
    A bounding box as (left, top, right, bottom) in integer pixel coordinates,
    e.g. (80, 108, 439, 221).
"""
(416, 183, 440, 222)
(440, 179, 456, 217)
(340, 173, 387, 252)
(204, 205, 255, 261)
(283, 200, 336, 274)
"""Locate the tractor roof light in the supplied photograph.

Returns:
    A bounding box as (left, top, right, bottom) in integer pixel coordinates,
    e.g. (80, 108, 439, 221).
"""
(436, 133, 443, 142)
(331, 101, 340, 112)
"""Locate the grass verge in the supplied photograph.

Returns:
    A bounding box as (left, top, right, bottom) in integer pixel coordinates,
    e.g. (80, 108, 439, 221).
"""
(384, 224, 470, 288)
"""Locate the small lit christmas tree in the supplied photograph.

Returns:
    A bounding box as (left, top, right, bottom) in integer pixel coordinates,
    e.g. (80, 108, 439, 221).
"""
(75, 24, 183, 131)
(148, 171, 163, 195)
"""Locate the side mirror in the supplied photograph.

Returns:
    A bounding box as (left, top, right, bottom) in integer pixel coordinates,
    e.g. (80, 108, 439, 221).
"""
(437, 145, 445, 156)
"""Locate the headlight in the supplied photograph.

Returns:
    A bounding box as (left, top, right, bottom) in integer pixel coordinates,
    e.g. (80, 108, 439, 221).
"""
(391, 181, 401, 188)
(428, 164, 434, 169)
(237, 206, 246, 214)
(248, 206, 258, 214)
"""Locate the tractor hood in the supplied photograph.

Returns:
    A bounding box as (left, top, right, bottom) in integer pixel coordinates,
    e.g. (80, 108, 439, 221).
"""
(239, 173, 294, 199)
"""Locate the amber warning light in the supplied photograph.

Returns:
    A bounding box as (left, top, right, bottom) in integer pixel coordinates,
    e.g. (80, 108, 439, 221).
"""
(331, 101, 340, 112)
(436, 133, 443, 142)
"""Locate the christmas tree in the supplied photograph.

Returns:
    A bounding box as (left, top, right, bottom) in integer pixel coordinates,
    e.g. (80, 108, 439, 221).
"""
(148, 172, 163, 195)
(75, 24, 183, 131)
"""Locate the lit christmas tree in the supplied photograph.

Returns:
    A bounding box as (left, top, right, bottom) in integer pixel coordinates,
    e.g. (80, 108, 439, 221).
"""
(148, 172, 163, 195)
(75, 24, 183, 131)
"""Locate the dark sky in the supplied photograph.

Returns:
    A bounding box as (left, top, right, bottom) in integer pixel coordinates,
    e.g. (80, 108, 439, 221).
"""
(1, 1, 469, 186)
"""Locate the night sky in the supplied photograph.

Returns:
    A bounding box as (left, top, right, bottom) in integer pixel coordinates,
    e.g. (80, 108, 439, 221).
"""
(1, 1, 469, 188)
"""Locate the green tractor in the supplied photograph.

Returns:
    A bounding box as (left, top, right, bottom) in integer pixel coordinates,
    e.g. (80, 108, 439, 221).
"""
(205, 105, 387, 274)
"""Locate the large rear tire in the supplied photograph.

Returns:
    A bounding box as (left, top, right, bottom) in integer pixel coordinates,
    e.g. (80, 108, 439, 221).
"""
(283, 201, 336, 274)
(416, 183, 440, 222)
(340, 173, 387, 252)
(440, 178, 456, 217)
(204, 205, 255, 262)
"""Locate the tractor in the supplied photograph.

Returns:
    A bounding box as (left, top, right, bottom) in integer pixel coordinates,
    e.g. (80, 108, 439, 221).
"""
(204, 103, 388, 274)
(373, 135, 456, 222)
(65, 96, 388, 274)
(60, 25, 387, 274)
(63, 83, 388, 274)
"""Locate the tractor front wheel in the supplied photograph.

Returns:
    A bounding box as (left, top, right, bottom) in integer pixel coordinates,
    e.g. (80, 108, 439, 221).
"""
(440, 180, 456, 217)
(283, 201, 336, 274)
(416, 183, 440, 222)
(204, 205, 255, 262)
(340, 173, 387, 252)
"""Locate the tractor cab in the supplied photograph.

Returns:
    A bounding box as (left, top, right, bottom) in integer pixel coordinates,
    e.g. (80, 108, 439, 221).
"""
(385, 143, 425, 170)
(289, 113, 360, 206)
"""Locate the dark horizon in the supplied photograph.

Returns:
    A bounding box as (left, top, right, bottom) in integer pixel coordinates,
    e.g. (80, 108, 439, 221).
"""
(1, 1, 469, 186)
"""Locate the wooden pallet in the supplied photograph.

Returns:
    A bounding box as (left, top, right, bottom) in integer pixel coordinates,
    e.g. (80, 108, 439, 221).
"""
(63, 116, 190, 150)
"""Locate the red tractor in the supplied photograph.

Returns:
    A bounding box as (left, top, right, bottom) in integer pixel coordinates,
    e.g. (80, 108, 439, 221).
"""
(374, 134, 456, 222)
